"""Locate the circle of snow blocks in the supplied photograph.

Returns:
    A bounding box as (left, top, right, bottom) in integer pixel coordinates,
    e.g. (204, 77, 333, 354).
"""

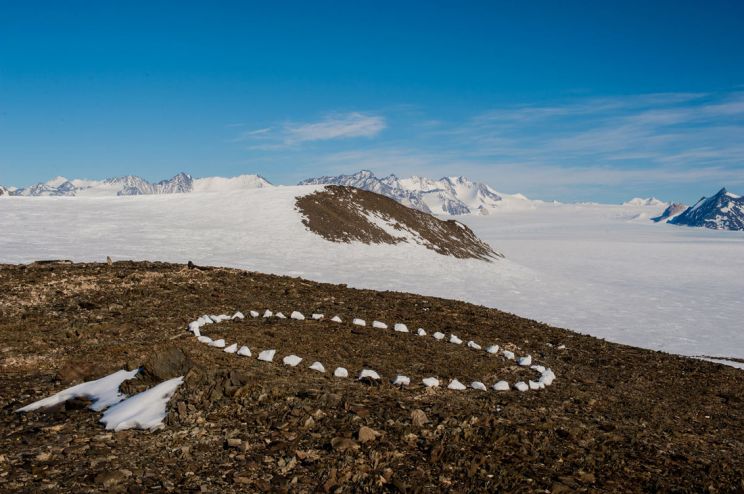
(334, 367, 349, 378)
(250, 310, 260, 318)
(392, 375, 410, 386)
(502, 350, 515, 360)
(486, 345, 500, 354)
(471, 381, 487, 391)
(224, 343, 238, 354)
(449, 334, 463, 345)
(309, 361, 325, 373)
(493, 381, 510, 391)
(237, 346, 251, 357)
(331, 315, 342, 323)
(197, 336, 213, 344)
(358, 369, 381, 380)
(232, 311, 245, 320)
(262, 310, 273, 318)
(416, 328, 427, 336)
(467, 341, 481, 350)
(258, 349, 276, 362)
(312, 313, 324, 320)
(394, 323, 409, 333)
(528, 380, 543, 390)
(448, 379, 467, 390)
(290, 311, 305, 320)
(352, 318, 366, 327)
(276, 312, 287, 319)
(517, 355, 532, 366)
(514, 381, 529, 392)
(433, 332, 445, 340)
(422, 377, 440, 388)
(283, 355, 303, 367)
(210, 339, 226, 348)
(372, 320, 388, 329)
(530, 364, 546, 373)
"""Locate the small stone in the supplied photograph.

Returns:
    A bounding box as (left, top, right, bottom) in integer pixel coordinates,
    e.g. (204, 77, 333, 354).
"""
(95, 470, 127, 488)
(226, 438, 242, 449)
(411, 409, 428, 427)
(358, 426, 379, 443)
(330, 437, 359, 452)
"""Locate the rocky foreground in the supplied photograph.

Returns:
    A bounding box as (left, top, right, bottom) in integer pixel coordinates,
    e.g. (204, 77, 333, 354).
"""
(0, 262, 742, 493)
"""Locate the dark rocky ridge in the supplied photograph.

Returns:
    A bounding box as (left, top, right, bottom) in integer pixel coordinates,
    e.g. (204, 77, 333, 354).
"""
(296, 185, 501, 261)
(0, 261, 742, 492)
(669, 187, 744, 230)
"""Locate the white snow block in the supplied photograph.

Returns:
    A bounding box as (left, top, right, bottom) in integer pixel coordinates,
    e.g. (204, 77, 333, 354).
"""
(514, 381, 529, 392)
(17, 369, 139, 413)
(448, 379, 467, 390)
(276, 312, 287, 319)
(471, 381, 487, 391)
(557, 344, 567, 350)
(283, 355, 303, 367)
(211, 314, 230, 323)
(359, 369, 381, 380)
(449, 334, 463, 345)
(232, 311, 245, 320)
(422, 377, 440, 388)
(540, 369, 555, 386)
(493, 381, 510, 391)
(197, 336, 213, 344)
(394, 323, 409, 333)
(352, 318, 366, 327)
(503, 350, 515, 360)
(312, 313, 324, 320)
(531, 365, 546, 373)
(224, 343, 238, 354)
(262, 310, 273, 318)
(210, 339, 226, 348)
(529, 380, 543, 390)
(237, 346, 251, 357)
(372, 320, 388, 329)
(257, 349, 276, 362)
(100, 376, 183, 432)
(486, 345, 499, 354)
(392, 375, 410, 386)
(416, 328, 427, 336)
(433, 332, 445, 340)
(290, 311, 305, 320)
(198, 315, 212, 325)
(188, 321, 200, 332)
(518, 355, 532, 366)
(192, 327, 201, 338)
(467, 341, 481, 350)
(334, 367, 349, 378)
(331, 315, 342, 323)
(309, 361, 325, 373)
(250, 310, 260, 318)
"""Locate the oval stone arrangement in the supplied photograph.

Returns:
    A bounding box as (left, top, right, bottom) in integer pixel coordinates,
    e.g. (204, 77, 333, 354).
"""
(188, 310, 557, 393)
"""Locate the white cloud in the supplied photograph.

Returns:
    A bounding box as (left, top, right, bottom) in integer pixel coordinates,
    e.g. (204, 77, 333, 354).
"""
(284, 112, 385, 143)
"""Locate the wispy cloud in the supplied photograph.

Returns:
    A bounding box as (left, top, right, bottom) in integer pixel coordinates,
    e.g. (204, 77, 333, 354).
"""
(231, 112, 385, 147)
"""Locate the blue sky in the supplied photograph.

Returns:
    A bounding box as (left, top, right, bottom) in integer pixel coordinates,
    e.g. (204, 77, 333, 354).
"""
(1, 1, 743, 202)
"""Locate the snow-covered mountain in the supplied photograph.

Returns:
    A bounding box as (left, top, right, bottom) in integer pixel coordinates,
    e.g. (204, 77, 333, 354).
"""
(623, 197, 667, 207)
(669, 188, 744, 231)
(299, 170, 531, 215)
(651, 203, 688, 223)
(6, 173, 272, 197)
(0, 185, 9, 196)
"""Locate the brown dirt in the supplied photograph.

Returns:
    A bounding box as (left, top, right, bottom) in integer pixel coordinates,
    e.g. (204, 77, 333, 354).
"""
(0, 261, 742, 493)
(296, 186, 501, 261)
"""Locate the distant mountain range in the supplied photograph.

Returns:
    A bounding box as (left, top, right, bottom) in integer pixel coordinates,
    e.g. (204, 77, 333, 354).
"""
(663, 188, 744, 231)
(622, 197, 668, 207)
(2, 173, 271, 197)
(299, 170, 532, 215)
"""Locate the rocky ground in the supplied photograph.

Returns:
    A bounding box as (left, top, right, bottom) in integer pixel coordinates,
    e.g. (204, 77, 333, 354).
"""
(0, 261, 742, 493)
